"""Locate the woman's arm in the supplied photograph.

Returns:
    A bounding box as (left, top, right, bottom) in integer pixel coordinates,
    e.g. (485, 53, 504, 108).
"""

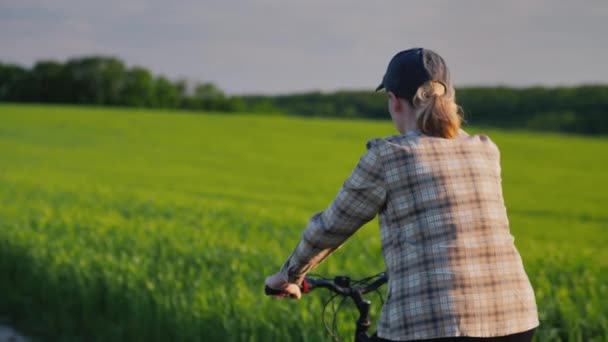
(273, 141, 387, 288)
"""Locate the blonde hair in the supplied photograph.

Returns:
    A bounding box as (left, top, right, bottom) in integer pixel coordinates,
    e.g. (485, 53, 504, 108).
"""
(411, 80, 462, 138)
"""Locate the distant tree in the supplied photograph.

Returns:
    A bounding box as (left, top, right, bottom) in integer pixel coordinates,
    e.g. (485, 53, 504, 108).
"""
(30, 60, 67, 103)
(0, 63, 28, 101)
(174, 79, 189, 103)
(155, 76, 180, 108)
(192, 82, 225, 110)
(225, 96, 246, 112)
(55, 56, 124, 105)
(122, 67, 155, 107)
(97, 57, 128, 105)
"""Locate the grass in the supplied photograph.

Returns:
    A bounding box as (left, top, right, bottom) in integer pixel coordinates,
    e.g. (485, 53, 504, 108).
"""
(0, 103, 607, 341)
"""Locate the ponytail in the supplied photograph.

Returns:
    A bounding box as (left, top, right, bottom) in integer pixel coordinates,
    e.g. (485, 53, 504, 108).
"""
(412, 80, 462, 139)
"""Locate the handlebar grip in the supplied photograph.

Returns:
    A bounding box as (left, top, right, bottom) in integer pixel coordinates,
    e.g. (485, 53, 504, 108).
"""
(264, 285, 299, 298)
(265, 279, 311, 297)
(264, 285, 285, 296)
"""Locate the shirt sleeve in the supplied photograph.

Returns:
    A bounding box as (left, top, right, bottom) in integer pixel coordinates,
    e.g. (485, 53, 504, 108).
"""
(279, 140, 387, 284)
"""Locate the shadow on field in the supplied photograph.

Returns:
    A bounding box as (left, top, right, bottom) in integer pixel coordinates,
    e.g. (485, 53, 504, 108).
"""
(1, 227, 606, 341)
(0, 240, 306, 342)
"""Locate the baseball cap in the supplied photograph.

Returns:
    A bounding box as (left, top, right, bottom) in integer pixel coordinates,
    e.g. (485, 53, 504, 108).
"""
(376, 47, 451, 101)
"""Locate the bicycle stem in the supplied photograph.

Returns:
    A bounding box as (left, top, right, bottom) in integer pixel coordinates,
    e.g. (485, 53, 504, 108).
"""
(351, 290, 372, 337)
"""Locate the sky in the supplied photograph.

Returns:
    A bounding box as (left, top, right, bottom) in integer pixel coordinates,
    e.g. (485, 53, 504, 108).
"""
(1, 0, 607, 95)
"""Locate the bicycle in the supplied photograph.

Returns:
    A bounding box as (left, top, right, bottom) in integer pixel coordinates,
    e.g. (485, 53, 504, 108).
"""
(265, 272, 388, 342)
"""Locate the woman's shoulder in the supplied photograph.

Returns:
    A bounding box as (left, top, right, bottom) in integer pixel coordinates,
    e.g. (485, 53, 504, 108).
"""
(370, 129, 423, 146)
(366, 129, 500, 155)
(462, 130, 500, 150)
(364, 134, 407, 154)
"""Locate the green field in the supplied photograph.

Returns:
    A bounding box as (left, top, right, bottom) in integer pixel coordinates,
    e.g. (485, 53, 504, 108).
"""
(0, 104, 607, 341)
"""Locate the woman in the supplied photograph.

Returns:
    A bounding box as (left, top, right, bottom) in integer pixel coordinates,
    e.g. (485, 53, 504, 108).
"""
(265, 48, 539, 341)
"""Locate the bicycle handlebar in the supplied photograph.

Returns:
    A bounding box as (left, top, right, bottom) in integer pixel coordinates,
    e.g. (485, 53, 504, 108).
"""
(305, 273, 388, 296)
(264, 272, 388, 298)
(265, 272, 388, 342)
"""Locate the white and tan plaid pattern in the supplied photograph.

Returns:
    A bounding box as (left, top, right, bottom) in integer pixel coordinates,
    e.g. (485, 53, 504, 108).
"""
(280, 129, 539, 340)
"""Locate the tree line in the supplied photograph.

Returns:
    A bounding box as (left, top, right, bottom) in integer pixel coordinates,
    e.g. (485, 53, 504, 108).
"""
(243, 86, 608, 135)
(1, 56, 607, 135)
(0, 56, 245, 111)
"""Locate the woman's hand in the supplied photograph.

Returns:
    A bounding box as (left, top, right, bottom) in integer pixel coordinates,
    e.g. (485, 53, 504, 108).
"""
(265, 272, 302, 299)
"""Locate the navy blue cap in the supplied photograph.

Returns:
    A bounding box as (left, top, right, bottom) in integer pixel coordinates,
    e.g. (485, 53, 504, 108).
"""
(376, 48, 450, 101)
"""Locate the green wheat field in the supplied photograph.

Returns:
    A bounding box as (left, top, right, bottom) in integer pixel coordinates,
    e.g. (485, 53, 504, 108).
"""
(1, 104, 607, 341)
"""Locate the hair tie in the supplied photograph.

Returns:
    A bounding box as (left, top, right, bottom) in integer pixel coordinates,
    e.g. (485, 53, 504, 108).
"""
(430, 81, 447, 97)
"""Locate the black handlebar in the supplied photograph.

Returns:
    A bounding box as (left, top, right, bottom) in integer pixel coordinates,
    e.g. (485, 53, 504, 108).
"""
(264, 286, 285, 296)
(305, 272, 388, 296)
(265, 272, 388, 298)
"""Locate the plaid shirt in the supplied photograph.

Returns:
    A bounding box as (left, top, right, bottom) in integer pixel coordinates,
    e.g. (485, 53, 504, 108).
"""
(280, 129, 539, 341)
